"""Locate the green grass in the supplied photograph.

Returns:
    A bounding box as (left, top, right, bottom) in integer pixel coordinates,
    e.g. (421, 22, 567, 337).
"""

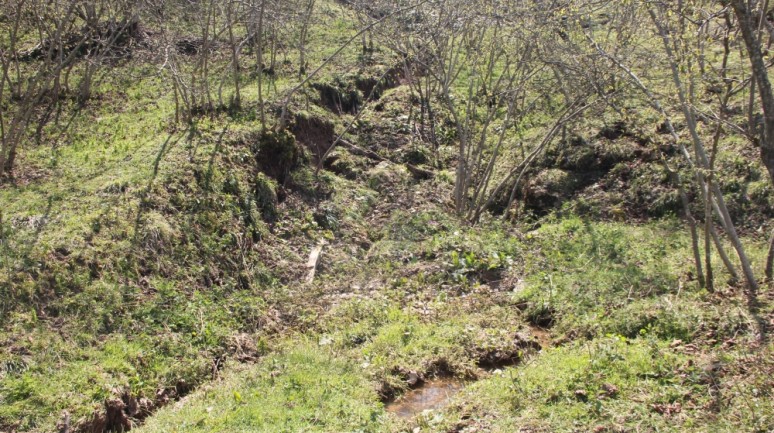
(2, 1, 773, 431)
(133, 210, 773, 432)
(448, 335, 773, 432)
(137, 343, 384, 433)
(515, 215, 768, 341)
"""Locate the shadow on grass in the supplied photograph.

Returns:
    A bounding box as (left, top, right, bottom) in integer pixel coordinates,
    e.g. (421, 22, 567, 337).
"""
(132, 131, 183, 246)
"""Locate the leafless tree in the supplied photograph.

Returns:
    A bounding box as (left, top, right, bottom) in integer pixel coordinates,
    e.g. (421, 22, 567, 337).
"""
(1, 0, 137, 179)
(726, 0, 774, 280)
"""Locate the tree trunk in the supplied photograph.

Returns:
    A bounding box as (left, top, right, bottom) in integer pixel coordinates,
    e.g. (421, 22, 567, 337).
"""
(730, 0, 774, 184)
(227, 0, 241, 110)
(766, 231, 774, 280)
(3, 141, 17, 175)
(668, 166, 706, 289)
(651, 8, 759, 292)
(256, 0, 266, 128)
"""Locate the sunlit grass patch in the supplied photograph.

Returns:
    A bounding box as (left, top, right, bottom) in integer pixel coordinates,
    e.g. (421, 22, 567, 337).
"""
(137, 343, 384, 433)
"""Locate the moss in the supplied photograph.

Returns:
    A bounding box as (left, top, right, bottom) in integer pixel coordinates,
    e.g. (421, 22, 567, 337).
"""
(251, 129, 300, 183)
(402, 147, 431, 166)
(366, 161, 409, 190)
(629, 163, 680, 217)
(558, 145, 597, 171)
(312, 77, 363, 114)
(325, 150, 363, 180)
(747, 179, 774, 209)
(253, 172, 278, 222)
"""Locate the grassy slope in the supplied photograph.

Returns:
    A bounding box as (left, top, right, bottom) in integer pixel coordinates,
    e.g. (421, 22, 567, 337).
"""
(2, 2, 773, 433)
(0, 2, 366, 429)
(137, 212, 773, 433)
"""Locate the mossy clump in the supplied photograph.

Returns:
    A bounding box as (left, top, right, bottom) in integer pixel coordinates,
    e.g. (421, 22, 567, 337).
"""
(312, 78, 363, 114)
(402, 146, 431, 165)
(240, 196, 270, 240)
(366, 161, 409, 190)
(138, 211, 180, 253)
(747, 179, 774, 211)
(222, 173, 241, 196)
(252, 129, 300, 183)
(253, 172, 278, 222)
(628, 163, 680, 217)
(325, 150, 362, 180)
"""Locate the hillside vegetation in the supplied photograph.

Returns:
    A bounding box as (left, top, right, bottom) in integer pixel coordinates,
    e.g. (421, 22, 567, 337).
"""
(1, 0, 773, 432)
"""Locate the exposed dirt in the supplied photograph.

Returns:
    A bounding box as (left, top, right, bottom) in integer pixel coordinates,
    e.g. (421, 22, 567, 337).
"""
(291, 113, 336, 162)
(528, 326, 552, 349)
(74, 389, 156, 433)
(355, 66, 404, 101)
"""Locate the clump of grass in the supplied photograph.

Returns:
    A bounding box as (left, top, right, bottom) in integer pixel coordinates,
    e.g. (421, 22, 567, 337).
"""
(253, 172, 279, 222)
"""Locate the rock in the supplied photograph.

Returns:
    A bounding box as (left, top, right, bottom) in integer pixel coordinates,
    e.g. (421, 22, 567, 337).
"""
(407, 371, 421, 386)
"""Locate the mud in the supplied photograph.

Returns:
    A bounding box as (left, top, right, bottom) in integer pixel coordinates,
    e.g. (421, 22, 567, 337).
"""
(385, 378, 464, 419)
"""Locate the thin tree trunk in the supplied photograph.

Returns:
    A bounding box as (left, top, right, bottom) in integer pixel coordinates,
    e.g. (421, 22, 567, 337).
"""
(730, 0, 774, 183)
(667, 165, 706, 288)
(710, 224, 740, 282)
(766, 232, 774, 280)
(256, 0, 266, 128)
(298, 0, 315, 79)
(227, 0, 241, 110)
(705, 118, 721, 290)
(201, 0, 214, 112)
(651, 8, 759, 292)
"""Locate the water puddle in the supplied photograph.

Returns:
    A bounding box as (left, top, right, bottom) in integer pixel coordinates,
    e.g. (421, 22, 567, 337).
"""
(385, 378, 464, 419)
(385, 329, 549, 420)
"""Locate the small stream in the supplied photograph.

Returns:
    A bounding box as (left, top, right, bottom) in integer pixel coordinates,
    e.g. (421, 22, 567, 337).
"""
(385, 378, 464, 419)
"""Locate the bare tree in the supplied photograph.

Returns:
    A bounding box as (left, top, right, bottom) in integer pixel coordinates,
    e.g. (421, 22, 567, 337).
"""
(727, 0, 774, 280)
(297, 0, 316, 79)
(0, 0, 136, 178)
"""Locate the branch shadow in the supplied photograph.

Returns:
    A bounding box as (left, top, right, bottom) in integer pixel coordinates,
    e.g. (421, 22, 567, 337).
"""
(132, 131, 182, 247)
